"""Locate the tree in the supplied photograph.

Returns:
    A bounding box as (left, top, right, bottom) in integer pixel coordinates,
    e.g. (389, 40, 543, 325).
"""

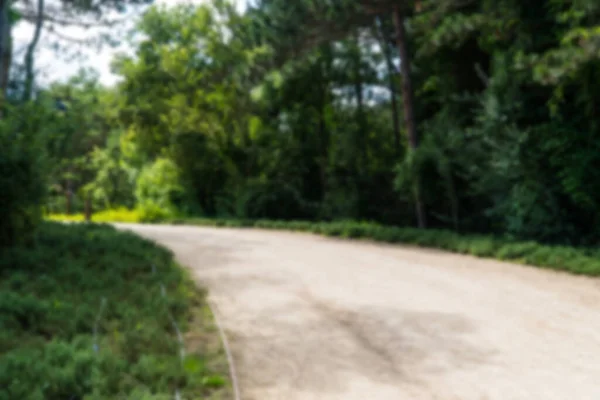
(21, 0, 600, 245)
(0, 0, 153, 110)
(22, 0, 44, 101)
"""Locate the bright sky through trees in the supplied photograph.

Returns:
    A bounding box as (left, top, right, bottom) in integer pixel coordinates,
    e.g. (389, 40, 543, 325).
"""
(12, 0, 247, 85)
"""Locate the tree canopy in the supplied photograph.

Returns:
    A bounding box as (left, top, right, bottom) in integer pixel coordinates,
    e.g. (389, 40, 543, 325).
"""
(3, 0, 600, 246)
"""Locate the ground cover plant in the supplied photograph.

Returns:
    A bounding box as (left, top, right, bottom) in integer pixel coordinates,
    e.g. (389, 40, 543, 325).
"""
(47, 213, 600, 277)
(0, 222, 230, 400)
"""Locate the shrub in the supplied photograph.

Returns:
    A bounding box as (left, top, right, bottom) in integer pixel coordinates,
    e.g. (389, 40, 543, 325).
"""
(136, 203, 175, 223)
(46, 213, 600, 276)
(0, 110, 47, 247)
(177, 218, 600, 276)
(135, 158, 184, 217)
(0, 222, 229, 399)
(92, 207, 141, 223)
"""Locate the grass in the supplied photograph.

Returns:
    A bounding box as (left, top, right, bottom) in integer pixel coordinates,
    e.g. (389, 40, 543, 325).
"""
(171, 219, 600, 275)
(47, 207, 141, 223)
(0, 222, 231, 400)
(47, 210, 600, 277)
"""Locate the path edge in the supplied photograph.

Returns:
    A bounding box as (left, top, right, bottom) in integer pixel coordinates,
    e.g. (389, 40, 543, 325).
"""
(207, 298, 242, 400)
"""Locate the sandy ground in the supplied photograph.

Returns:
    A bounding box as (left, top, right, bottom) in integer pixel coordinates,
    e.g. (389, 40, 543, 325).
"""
(118, 224, 600, 400)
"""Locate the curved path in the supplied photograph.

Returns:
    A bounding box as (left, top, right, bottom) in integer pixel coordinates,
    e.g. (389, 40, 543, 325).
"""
(119, 224, 600, 400)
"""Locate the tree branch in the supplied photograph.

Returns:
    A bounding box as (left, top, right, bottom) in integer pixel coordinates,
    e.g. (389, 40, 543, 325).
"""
(46, 26, 96, 44)
(18, 10, 128, 28)
(23, 0, 44, 101)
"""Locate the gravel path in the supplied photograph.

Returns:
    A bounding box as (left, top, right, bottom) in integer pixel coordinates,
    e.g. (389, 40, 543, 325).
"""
(119, 224, 600, 400)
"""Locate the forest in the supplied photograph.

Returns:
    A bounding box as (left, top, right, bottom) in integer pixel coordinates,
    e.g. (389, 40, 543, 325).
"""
(1, 0, 599, 398)
(3, 0, 600, 247)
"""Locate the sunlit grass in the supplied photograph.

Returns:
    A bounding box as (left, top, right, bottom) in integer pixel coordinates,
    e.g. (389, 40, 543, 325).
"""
(48, 207, 141, 223)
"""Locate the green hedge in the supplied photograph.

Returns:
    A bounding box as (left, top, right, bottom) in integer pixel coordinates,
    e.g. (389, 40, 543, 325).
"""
(47, 212, 600, 277)
(0, 222, 229, 400)
(167, 218, 600, 276)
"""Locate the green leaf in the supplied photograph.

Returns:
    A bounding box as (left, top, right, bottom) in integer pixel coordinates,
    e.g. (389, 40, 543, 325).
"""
(248, 116, 263, 141)
(183, 356, 205, 374)
(9, 8, 21, 24)
(250, 85, 266, 102)
(201, 374, 226, 388)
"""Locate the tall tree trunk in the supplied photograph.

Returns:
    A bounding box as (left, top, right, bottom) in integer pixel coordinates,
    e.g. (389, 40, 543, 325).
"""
(65, 179, 73, 215)
(319, 44, 332, 200)
(374, 20, 401, 156)
(23, 0, 45, 102)
(0, 0, 12, 117)
(384, 51, 401, 156)
(319, 103, 328, 199)
(444, 169, 459, 231)
(392, 6, 427, 229)
(84, 192, 92, 222)
(352, 32, 368, 166)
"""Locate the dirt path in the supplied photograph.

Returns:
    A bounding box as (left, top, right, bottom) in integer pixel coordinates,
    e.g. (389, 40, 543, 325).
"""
(119, 224, 600, 400)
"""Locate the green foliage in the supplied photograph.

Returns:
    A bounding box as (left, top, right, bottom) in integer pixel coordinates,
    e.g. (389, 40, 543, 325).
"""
(40, 71, 136, 215)
(217, 178, 314, 220)
(135, 158, 184, 219)
(47, 212, 600, 276)
(136, 203, 174, 223)
(48, 208, 140, 223)
(0, 222, 229, 399)
(86, 146, 136, 210)
(0, 102, 53, 247)
(414, 12, 491, 56)
(518, 0, 600, 85)
(31, 0, 600, 249)
(169, 218, 600, 276)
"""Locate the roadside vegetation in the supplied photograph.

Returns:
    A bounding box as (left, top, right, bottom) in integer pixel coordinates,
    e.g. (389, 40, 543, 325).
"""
(40, 0, 600, 252)
(41, 0, 600, 279)
(48, 211, 600, 277)
(0, 222, 230, 400)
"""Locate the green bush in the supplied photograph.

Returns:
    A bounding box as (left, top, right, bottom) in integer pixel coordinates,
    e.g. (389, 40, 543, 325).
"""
(0, 108, 48, 247)
(135, 158, 185, 220)
(46, 212, 600, 276)
(48, 208, 141, 223)
(176, 218, 600, 276)
(0, 222, 228, 400)
(91, 207, 141, 223)
(136, 203, 175, 223)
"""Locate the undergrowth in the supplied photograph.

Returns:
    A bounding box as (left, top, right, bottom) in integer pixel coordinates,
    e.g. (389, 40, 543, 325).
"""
(0, 222, 229, 400)
(47, 208, 141, 223)
(47, 210, 600, 276)
(47, 206, 172, 224)
(168, 219, 600, 276)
